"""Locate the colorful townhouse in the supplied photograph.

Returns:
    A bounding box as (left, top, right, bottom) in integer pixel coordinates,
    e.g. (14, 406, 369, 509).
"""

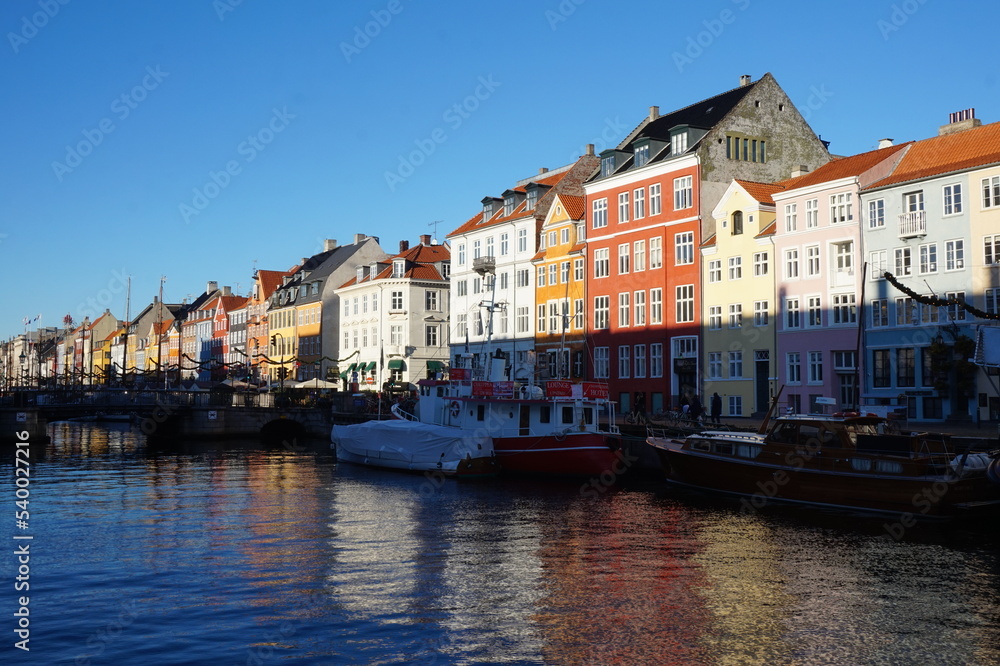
(583, 73, 830, 415)
(209, 293, 247, 382)
(532, 193, 588, 380)
(336, 236, 451, 388)
(247, 269, 291, 384)
(447, 154, 599, 381)
(226, 298, 249, 380)
(861, 112, 1000, 422)
(702, 180, 782, 417)
(771, 143, 910, 415)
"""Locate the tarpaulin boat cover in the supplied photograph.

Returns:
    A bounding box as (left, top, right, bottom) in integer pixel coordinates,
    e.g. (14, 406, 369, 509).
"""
(332, 419, 493, 465)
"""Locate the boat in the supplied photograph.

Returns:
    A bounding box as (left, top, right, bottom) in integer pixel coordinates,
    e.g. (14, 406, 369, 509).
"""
(390, 369, 623, 477)
(646, 412, 1000, 518)
(331, 418, 499, 478)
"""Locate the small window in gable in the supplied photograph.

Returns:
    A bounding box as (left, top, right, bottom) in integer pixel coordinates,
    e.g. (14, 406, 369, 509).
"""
(392, 260, 405, 278)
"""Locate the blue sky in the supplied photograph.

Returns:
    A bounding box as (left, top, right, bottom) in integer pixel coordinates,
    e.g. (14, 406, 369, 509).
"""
(2, 0, 997, 341)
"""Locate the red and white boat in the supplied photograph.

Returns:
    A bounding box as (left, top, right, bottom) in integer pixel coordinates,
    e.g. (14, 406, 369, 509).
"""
(392, 368, 623, 477)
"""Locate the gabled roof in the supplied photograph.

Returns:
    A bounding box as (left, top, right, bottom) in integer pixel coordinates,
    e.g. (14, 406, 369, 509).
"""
(734, 179, 785, 205)
(865, 121, 1000, 189)
(632, 80, 760, 142)
(255, 270, 292, 300)
(778, 143, 911, 190)
(339, 243, 449, 288)
(555, 194, 586, 221)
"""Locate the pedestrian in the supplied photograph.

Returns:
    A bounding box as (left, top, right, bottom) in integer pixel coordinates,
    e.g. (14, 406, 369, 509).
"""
(690, 394, 703, 422)
(711, 392, 722, 425)
(634, 391, 647, 424)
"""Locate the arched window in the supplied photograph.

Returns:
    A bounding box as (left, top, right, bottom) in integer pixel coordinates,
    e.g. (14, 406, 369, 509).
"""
(732, 211, 744, 236)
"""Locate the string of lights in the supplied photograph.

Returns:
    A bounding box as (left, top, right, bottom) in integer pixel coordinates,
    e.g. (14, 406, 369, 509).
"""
(882, 271, 1000, 321)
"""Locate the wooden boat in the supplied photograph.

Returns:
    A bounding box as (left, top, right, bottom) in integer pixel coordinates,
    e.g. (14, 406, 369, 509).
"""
(646, 413, 1000, 517)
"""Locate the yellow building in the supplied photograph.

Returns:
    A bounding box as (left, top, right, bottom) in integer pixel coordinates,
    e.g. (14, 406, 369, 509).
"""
(702, 180, 780, 417)
(532, 193, 588, 380)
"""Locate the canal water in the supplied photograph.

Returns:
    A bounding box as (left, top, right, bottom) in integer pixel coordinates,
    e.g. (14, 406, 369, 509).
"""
(3, 422, 999, 665)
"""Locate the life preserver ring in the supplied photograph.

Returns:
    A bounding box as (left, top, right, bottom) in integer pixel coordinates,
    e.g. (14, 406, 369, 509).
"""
(449, 400, 461, 418)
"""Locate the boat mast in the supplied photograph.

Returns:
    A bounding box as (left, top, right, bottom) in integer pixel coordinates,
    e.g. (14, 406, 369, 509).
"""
(472, 256, 502, 380)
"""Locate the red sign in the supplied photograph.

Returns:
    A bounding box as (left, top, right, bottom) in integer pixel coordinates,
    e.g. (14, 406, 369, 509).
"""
(450, 367, 469, 380)
(471, 380, 514, 397)
(546, 380, 573, 397)
(472, 381, 493, 397)
(582, 382, 609, 400)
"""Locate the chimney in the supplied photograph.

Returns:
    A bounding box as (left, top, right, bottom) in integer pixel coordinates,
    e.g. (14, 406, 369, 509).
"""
(791, 164, 810, 178)
(324, 239, 337, 251)
(649, 105, 659, 121)
(354, 233, 367, 244)
(153, 295, 159, 304)
(222, 286, 232, 297)
(206, 281, 218, 294)
(399, 240, 410, 253)
(878, 138, 894, 149)
(939, 108, 981, 136)
(538, 167, 548, 175)
(419, 234, 431, 246)
(585, 143, 595, 156)
(740, 74, 752, 87)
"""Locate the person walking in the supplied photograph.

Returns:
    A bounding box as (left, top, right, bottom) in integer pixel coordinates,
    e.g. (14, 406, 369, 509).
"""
(711, 392, 722, 425)
(689, 394, 704, 422)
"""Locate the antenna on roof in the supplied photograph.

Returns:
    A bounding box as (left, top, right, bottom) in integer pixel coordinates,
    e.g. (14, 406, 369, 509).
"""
(428, 220, 442, 244)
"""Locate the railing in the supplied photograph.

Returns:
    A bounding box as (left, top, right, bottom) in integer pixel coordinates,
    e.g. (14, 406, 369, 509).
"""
(898, 210, 927, 238)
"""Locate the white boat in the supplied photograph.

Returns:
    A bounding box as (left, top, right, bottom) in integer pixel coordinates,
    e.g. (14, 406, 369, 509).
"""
(331, 418, 499, 477)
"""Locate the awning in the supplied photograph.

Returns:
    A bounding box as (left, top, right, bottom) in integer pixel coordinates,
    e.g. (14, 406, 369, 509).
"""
(387, 359, 405, 370)
(346, 362, 358, 372)
(426, 360, 444, 371)
(339, 372, 349, 379)
(364, 361, 377, 372)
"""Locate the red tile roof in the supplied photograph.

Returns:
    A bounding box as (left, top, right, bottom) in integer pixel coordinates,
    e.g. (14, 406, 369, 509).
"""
(866, 121, 1000, 189)
(256, 270, 292, 299)
(556, 194, 586, 221)
(784, 143, 911, 189)
(700, 234, 717, 248)
(734, 179, 786, 205)
(755, 220, 777, 238)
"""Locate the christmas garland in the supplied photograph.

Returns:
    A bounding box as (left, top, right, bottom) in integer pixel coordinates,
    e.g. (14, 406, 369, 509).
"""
(882, 271, 1000, 321)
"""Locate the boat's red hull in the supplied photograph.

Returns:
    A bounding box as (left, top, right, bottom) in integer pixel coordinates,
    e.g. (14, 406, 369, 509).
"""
(492, 432, 622, 476)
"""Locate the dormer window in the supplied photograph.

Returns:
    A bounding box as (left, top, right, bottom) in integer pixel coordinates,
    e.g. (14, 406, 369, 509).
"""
(634, 143, 650, 168)
(526, 188, 538, 210)
(356, 266, 365, 282)
(392, 259, 405, 278)
(441, 262, 451, 279)
(481, 196, 501, 221)
(672, 130, 688, 154)
(504, 196, 515, 217)
(600, 154, 615, 177)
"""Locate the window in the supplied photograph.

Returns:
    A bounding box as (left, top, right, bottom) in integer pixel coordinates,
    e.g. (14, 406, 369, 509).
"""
(674, 176, 693, 210)
(870, 249, 887, 278)
(486, 236, 495, 257)
(651, 343, 663, 378)
(425, 290, 438, 311)
(785, 248, 799, 279)
(572, 258, 584, 282)
(708, 260, 722, 283)
(945, 239, 965, 270)
(787, 352, 801, 384)
(516, 306, 529, 333)
(829, 192, 852, 223)
(618, 346, 631, 379)
(473, 277, 481, 294)
(873, 349, 891, 387)
(634, 345, 646, 378)
(634, 144, 650, 168)
(594, 248, 610, 278)
(806, 245, 820, 276)
(867, 198, 885, 228)
(894, 247, 912, 276)
(560, 261, 570, 283)
(728, 303, 742, 328)
(708, 305, 722, 330)
(673, 131, 689, 154)
(753, 252, 768, 276)
(728, 256, 742, 280)
(895, 297, 915, 325)
(574, 299, 584, 329)
(455, 315, 467, 338)
(919, 300, 939, 325)
(515, 269, 529, 288)
(833, 293, 856, 324)
(945, 291, 966, 321)
(499, 271, 509, 290)
(649, 183, 662, 215)
(754, 300, 768, 327)
(904, 190, 924, 213)
(708, 352, 723, 379)
(808, 351, 823, 383)
(729, 351, 743, 378)
(594, 296, 610, 329)
(983, 175, 1000, 208)
(943, 183, 962, 215)
(390, 291, 403, 311)
(650, 288, 663, 324)
(472, 239, 481, 259)
(592, 198, 608, 228)
(594, 347, 609, 379)
(633, 240, 646, 272)
(549, 301, 560, 333)
(600, 155, 615, 178)
(634, 291, 646, 326)
(919, 243, 938, 273)
(517, 228, 528, 253)
(784, 203, 797, 232)
(676, 285, 694, 323)
(670, 232, 692, 265)
(618, 192, 630, 223)
(425, 325, 439, 347)
(618, 243, 630, 274)
(537, 305, 546, 333)
(549, 263, 557, 285)
(897, 348, 915, 387)
(619, 292, 631, 327)
(833, 242, 853, 274)
(649, 236, 663, 268)
(634, 188, 646, 219)
(458, 243, 466, 265)
(985, 234, 1000, 265)
(786, 298, 800, 329)
(871, 299, 888, 327)
(499, 233, 509, 256)
(807, 296, 822, 327)
(560, 228, 569, 245)
(728, 396, 743, 416)
(805, 199, 819, 228)
(731, 211, 743, 235)
(986, 289, 1000, 316)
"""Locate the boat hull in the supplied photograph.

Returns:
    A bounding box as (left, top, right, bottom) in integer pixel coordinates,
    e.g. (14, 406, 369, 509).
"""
(493, 432, 622, 477)
(649, 437, 1000, 517)
(334, 447, 499, 478)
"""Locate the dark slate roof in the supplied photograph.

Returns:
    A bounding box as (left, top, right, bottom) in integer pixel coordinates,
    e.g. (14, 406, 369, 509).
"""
(636, 80, 759, 142)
